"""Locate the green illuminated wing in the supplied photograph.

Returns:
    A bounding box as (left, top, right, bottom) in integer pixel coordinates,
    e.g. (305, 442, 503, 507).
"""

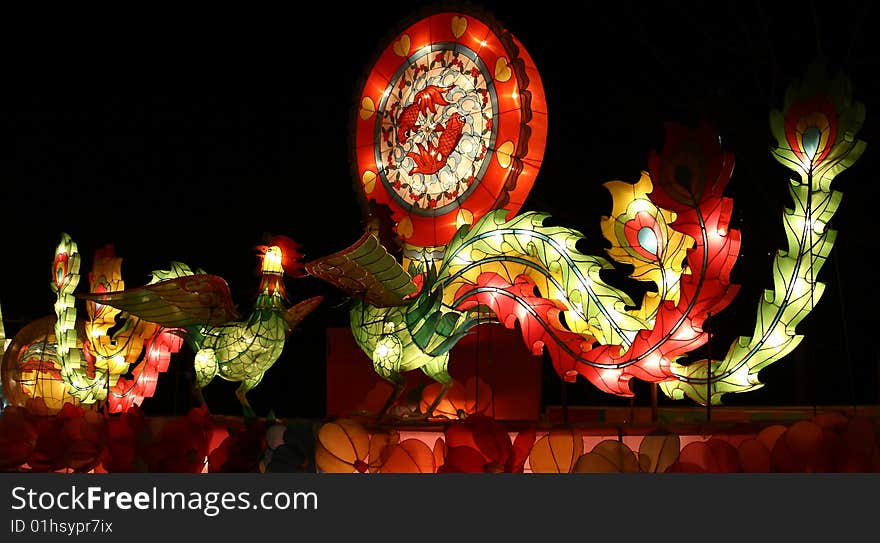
(303, 231, 418, 308)
(77, 274, 240, 328)
(283, 296, 324, 332)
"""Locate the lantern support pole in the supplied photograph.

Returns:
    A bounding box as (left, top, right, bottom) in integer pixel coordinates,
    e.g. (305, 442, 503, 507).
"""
(560, 378, 569, 423)
(706, 313, 713, 423)
(651, 383, 658, 423)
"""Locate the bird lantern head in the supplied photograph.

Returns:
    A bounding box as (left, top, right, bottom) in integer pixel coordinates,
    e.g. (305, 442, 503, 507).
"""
(256, 235, 307, 301)
(256, 235, 306, 278)
(261, 246, 284, 276)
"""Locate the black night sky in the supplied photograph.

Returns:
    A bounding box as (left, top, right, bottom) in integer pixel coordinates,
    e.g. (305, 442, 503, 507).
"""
(1, 1, 878, 417)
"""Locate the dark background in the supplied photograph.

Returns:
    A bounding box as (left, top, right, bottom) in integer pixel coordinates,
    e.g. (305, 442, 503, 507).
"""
(1, 1, 877, 417)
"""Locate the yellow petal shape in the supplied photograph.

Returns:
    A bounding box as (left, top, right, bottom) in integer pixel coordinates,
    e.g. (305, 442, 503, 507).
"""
(495, 57, 512, 82)
(456, 208, 474, 229)
(392, 34, 411, 57)
(359, 96, 375, 120)
(496, 140, 515, 168)
(396, 216, 414, 239)
(451, 16, 467, 38)
(362, 170, 377, 194)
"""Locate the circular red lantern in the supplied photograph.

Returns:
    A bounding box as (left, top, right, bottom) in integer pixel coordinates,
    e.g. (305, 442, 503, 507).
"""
(354, 11, 547, 248)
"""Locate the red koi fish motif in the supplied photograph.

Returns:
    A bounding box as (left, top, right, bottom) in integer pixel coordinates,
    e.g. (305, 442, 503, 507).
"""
(396, 85, 452, 144)
(407, 112, 467, 176)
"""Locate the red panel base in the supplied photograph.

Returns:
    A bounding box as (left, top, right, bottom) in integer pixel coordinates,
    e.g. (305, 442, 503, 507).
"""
(325, 324, 542, 420)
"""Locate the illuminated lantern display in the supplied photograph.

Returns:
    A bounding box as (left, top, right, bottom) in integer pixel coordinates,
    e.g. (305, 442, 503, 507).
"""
(306, 231, 492, 417)
(377, 438, 439, 473)
(447, 124, 742, 393)
(661, 61, 867, 404)
(418, 376, 492, 419)
(354, 10, 547, 256)
(314, 418, 371, 473)
(307, 121, 740, 413)
(438, 415, 534, 473)
(1, 316, 81, 413)
(83, 245, 184, 413)
(51, 234, 107, 405)
(639, 431, 682, 473)
(307, 7, 744, 414)
(572, 440, 641, 473)
(600, 173, 694, 324)
(528, 428, 583, 473)
(81, 236, 323, 412)
(1, 236, 184, 414)
(0, 0, 875, 477)
(673, 439, 741, 472)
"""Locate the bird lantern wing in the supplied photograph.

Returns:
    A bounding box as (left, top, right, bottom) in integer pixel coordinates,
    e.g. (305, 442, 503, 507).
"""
(284, 295, 324, 332)
(77, 274, 241, 328)
(303, 231, 418, 307)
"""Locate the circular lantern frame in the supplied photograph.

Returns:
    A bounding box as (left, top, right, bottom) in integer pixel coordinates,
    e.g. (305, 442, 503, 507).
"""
(1, 315, 90, 413)
(353, 10, 548, 248)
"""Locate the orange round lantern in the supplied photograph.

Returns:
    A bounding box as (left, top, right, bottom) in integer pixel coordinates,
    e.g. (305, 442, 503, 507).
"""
(314, 418, 371, 473)
(379, 438, 437, 473)
(573, 440, 640, 473)
(1, 316, 89, 414)
(770, 421, 835, 472)
(638, 431, 681, 473)
(529, 428, 583, 473)
(419, 377, 492, 419)
(756, 424, 787, 451)
(737, 439, 771, 473)
(678, 439, 741, 472)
